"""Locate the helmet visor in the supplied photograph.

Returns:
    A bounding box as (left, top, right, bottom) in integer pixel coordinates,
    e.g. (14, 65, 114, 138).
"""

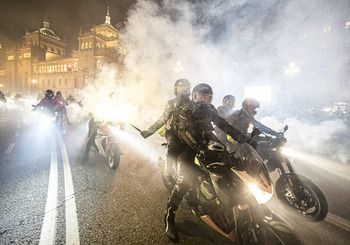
(175, 82, 191, 96)
(194, 92, 213, 105)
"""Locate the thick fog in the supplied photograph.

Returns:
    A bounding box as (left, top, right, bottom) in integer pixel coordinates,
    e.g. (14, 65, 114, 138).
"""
(77, 0, 350, 164)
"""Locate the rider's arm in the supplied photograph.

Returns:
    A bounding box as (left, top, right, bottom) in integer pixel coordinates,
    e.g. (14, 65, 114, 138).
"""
(146, 99, 177, 134)
(251, 118, 277, 136)
(213, 107, 247, 143)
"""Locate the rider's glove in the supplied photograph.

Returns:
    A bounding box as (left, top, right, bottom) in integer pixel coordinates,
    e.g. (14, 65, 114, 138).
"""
(141, 130, 153, 139)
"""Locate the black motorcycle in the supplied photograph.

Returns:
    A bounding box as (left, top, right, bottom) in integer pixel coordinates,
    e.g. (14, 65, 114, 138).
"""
(158, 132, 301, 244)
(256, 125, 328, 222)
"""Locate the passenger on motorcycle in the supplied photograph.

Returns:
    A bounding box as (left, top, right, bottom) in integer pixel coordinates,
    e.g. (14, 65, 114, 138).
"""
(227, 97, 278, 137)
(164, 83, 247, 243)
(217, 94, 236, 119)
(140, 78, 191, 178)
(55, 91, 71, 125)
(215, 94, 236, 145)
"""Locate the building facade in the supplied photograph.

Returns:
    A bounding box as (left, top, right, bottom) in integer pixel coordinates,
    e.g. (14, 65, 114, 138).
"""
(0, 7, 126, 98)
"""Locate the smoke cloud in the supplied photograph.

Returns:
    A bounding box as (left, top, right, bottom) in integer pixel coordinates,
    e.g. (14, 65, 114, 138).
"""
(79, 0, 350, 164)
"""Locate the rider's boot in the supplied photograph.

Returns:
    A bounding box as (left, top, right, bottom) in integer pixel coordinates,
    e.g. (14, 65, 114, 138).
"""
(164, 205, 179, 243)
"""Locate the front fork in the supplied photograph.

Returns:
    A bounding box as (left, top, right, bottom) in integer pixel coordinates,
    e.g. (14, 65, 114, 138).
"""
(278, 159, 298, 199)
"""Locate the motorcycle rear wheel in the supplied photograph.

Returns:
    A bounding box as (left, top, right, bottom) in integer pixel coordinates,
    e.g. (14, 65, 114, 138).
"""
(107, 144, 121, 169)
(275, 174, 328, 222)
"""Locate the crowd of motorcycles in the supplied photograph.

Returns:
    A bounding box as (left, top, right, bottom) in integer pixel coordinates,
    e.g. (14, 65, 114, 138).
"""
(1, 93, 331, 244)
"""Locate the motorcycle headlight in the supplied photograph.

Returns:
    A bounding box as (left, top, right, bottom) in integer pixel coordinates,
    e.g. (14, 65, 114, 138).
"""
(248, 183, 273, 204)
(280, 147, 294, 162)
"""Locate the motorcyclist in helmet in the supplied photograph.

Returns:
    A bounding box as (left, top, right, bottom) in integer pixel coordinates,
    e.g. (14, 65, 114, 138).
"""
(217, 94, 236, 119)
(33, 89, 65, 135)
(215, 94, 236, 145)
(164, 83, 247, 243)
(140, 78, 191, 179)
(55, 91, 71, 125)
(227, 97, 278, 136)
(34, 89, 63, 113)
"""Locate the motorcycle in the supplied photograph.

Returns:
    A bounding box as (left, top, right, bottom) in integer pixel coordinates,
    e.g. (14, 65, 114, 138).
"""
(88, 117, 123, 169)
(158, 129, 301, 244)
(31, 105, 63, 134)
(256, 125, 328, 222)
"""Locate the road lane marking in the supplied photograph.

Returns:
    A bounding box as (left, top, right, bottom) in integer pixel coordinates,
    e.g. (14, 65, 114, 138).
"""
(59, 135, 80, 245)
(5, 143, 15, 154)
(15, 131, 19, 137)
(39, 138, 58, 245)
(326, 212, 350, 233)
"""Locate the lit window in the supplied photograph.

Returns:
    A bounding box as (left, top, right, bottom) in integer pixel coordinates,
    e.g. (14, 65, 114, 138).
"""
(81, 43, 84, 50)
(346, 22, 350, 29)
(324, 26, 331, 33)
(74, 62, 78, 71)
(89, 42, 92, 49)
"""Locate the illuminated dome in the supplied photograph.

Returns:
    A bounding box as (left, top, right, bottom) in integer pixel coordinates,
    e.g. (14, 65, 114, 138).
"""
(39, 27, 61, 40)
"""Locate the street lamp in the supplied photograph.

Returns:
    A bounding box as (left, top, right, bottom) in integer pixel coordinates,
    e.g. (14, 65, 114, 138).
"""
(284, 62, 299, 78)
(174, 61, 183, 73)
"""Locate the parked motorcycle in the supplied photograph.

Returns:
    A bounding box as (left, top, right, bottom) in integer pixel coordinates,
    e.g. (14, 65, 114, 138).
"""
(158, 131, 301, 244)
(88, 116, 123, 169)
(256, 125, 328, 222)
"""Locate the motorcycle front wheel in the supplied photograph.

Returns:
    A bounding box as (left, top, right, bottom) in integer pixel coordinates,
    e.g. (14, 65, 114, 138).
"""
(237, 215, 301, 245)
(275, 173, 328, 222)
(107, 144, 121, 169)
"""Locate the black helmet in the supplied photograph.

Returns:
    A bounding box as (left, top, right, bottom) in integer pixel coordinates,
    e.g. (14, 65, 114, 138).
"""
(56, 91, 62, 97)
(192, 83, 213, 106)
(222, 95, 236, 109)
(45, 89, 55, 100)
(174, 78, 191, 97)
(242, 98, 260, 116)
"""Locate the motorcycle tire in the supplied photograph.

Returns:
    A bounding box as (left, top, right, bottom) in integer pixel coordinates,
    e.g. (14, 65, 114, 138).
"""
(237, 214, 302, 245)
(107, 144, 121, 169)
(275, 173, 328, 222)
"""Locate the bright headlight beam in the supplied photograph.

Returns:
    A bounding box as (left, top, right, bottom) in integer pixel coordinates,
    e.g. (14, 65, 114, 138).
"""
(248, 183, 273, 204)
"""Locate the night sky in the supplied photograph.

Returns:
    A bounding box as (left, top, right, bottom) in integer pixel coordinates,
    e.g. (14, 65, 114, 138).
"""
(0, 0, 136, 52)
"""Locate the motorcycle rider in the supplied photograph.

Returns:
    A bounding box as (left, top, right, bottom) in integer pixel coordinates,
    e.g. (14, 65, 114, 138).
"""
(55, 91, 71, 125)
(33, 89, 65, 135)
(217, 94, 236, 119)
(227, 97, 278, 136)
(215, 94, 236, 145)
(164, 83, 247, 243)
(140, 78, 191, 178)
(34, 89, 63, 113)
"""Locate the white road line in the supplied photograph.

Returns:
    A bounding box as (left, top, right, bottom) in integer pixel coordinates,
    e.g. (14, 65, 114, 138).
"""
(15, 131, 19, 137)
(39, 138, 58, 245)
(5, 143, 16, 154)
(325, 212, 350, 233)
(59, 135, 80, 245)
